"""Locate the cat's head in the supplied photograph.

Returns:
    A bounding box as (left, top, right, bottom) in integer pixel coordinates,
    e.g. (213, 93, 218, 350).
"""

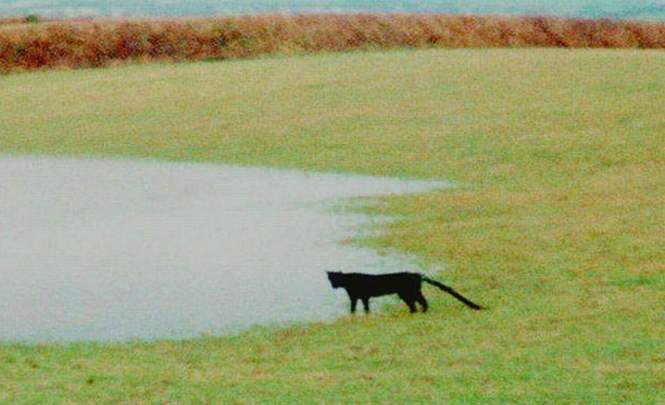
(327, 271, 343, 288)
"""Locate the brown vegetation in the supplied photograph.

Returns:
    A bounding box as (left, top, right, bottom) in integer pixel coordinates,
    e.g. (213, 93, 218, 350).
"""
(1, 14, 664, 73)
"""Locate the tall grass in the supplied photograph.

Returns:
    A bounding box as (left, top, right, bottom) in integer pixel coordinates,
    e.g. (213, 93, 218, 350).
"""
(1, 14, 665, 72)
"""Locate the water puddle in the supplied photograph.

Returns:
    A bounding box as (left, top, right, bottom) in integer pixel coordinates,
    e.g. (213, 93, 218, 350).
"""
(0, 155, 447, 342)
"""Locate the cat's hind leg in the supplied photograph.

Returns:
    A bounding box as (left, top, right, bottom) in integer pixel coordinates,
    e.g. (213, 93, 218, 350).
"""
(416, 291, 428, 312)
(350, 297, 358, 314)
(406, 300, 417, 313)
(362, 298, 370, 314)
(399, 293, 418, 313)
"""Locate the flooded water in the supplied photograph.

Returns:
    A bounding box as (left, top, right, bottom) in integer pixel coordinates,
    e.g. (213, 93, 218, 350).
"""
(0, 1, 639, 20)
(0, 155, 447, 342)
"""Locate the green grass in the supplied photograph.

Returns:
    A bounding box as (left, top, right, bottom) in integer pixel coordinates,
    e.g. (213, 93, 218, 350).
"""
(1, 48, 664, 403)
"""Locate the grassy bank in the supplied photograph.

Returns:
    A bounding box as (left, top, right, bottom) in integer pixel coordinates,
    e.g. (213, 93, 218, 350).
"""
(1, 49, 664, 402)
(2, 14, 665, 73)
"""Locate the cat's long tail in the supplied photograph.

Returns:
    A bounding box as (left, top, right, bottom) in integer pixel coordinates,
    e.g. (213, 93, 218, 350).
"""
(421, 276, 484, 310)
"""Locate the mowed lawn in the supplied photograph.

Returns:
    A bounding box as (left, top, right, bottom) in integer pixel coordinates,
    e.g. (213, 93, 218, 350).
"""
(1, 49, 664, 403)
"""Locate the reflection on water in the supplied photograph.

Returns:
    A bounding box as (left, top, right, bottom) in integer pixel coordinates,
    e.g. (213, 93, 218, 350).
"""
(0, 155, 447, 342)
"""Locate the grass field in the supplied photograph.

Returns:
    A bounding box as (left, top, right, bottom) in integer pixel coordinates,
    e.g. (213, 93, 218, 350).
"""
(1, 48, 664, 402)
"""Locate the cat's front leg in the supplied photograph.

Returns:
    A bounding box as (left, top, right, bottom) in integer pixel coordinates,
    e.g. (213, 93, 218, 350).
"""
(362, 298, 370, 313)
(350, 297, 358, 314)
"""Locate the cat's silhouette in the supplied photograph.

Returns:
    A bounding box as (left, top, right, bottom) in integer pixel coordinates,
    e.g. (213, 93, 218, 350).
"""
(327, 271, 483, 313)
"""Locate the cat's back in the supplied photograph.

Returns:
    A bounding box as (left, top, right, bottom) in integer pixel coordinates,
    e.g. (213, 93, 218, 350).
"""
(348, 272, 422, 294)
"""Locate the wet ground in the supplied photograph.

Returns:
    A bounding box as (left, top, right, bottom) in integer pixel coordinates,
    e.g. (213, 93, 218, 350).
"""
(0, 155, 446, 342)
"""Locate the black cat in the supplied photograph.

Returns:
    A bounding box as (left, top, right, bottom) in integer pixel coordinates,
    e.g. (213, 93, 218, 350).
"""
(327, 271, 483, 314)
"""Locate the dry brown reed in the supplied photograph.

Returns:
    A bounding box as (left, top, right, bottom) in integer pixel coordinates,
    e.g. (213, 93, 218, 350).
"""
(1, 14, 664, 73)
